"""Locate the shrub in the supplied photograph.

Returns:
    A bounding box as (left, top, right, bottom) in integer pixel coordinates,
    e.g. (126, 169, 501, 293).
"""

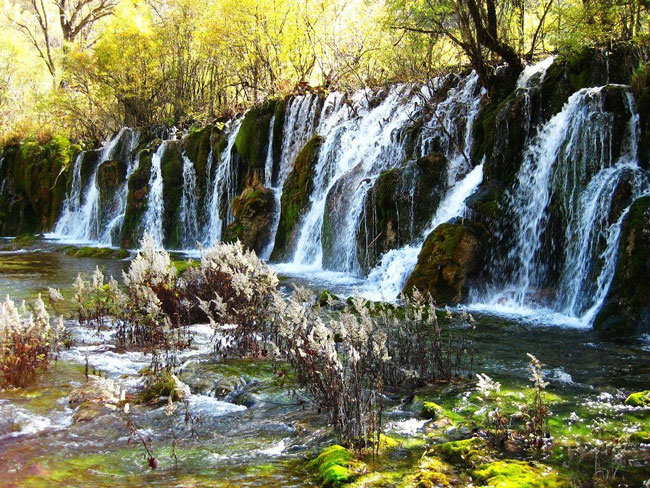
(0, 295, 64, 387)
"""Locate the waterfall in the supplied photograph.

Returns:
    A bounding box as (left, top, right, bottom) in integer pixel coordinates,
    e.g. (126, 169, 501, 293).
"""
(475, 86, 650, 326)
(178, 153, 200, 249)
(288, 86, 418, 271)
(360, 73, 486, 300)
(53, 128, 134, 244)
(260, 115, 278, 260)
(263, 94, 322, 258)
(202, 118, 242, 246)
(142, 141, 167, 248)
(99, 130, 140, 244)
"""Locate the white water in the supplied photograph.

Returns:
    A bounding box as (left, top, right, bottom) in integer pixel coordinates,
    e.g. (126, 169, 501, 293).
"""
(473, 85, 650, 326)
(264, 94, 322, 258)
(202, 118, 243, 246)
(517, 55, 556, 89)
(362, 162, 484, 301)
(53, 128, 137, 246)
(178, 153, 200, 249)
(142, 141, 168, 247)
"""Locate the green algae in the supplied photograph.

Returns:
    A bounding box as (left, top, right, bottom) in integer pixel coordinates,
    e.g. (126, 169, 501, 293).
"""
(421, 402, 443, 420)
(433, 437, 489, 468)
(625, 390, 650, 407)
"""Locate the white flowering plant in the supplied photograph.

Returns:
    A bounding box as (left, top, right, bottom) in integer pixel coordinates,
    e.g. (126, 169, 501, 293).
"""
(0, 294, 65, 387)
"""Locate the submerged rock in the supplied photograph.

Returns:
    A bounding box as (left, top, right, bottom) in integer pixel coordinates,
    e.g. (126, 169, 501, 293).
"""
(403, 221, 483, 305)
(69, 375, 124, 423)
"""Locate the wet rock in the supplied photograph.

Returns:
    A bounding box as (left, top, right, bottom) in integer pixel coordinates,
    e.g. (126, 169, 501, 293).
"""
(271, 135, 323, 261)
(356, 153, 447, 273)
(433, 437, 489, 468)
(594, 196, 650, 336)
(223, 180, 276, 255)
(159, 140, 184, 248)
(403, 221, 483, 305)
(120, 147, 153, 248)
(0, 136, 76, 235)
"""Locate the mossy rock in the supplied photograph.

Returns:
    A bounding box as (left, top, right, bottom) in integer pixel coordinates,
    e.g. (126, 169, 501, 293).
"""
(223, 181, 276, 254)
(356, 154, 448, 272)
(433, 437, 489, 468)
(594, 196, 650, 336)
(409, 457, 451, 488)
(624, 390, 650, 407)
(0, 135, 75, 235)
(120, 148, 153, 248)
(319, 290, 340, 307)
(271, 135, 323, 261)
(421, 402, 443, 420)
(233, 99, 279, 192)
(61, 246, 129, 259)
(472, 460, 569, 488)
(308, 445, 366, 488)
(403, 221, 483, 305)
(159, 140, 184, 249)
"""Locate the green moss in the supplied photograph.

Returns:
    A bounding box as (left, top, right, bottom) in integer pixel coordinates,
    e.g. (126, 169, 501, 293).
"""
(137, 370, 183, 403)
(421, 402, 443, 420)
(271, 135, 323, 261)
(234, 99, 279, 189)
(61, 246, 129, 259)
(403, 222, 482, 304)
(308, 445, 366, 488)
(159, 141, 184, 249)
(120, 148, 152, 248)
(223, 182, 275, 253)
(625, 390, 650, 407)
(173, 259, 199, 275)
(433, 438, 489, 467)
(319, 290, 339, 307)
(409, 457, 451, 488)
(12, 233, 37, 247)
(472, 460, 569, 488)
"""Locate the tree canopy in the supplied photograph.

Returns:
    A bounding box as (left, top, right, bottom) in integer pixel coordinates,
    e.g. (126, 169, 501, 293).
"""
(1, 0, 648, 144)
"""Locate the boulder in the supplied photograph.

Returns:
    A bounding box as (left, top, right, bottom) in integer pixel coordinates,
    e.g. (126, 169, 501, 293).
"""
(403, 221, 482, 305)
(223, 180, 276, 255)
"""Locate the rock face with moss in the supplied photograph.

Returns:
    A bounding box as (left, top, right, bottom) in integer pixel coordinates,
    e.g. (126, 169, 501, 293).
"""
(594, 196, 650, 336)
(403, 221, 482, 304)
(223, 181, 276, 254)
(0, 135, 76, 235)
(120, 148, 153, 248)
(271, 135, 322, 261)
(233, 99, 284, 194)
(356, 153, 448, 272)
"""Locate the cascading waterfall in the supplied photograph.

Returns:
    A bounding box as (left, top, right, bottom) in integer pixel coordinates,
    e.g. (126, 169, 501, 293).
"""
(54, 128, 134, 244)
(100, 130, 140, 244)
(288, 85, 424, 271)
(202, 118, 243, 246)
(263, 94, 322, 258)
(178, 153, 200, 249)
(360, 73, 486, 300)
(475, 85, 650, 325)
(141, 141, 167, 247)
